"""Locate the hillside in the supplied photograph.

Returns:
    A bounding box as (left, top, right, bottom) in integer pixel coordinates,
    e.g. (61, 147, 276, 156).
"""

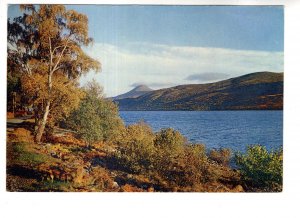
(115, 72, 283, 111)
(112, 85, 153, 100)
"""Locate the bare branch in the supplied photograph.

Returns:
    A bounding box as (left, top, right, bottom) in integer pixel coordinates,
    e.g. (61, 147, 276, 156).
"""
(49, 37, 53, 72)
(52, 45, 64, 53)
(51, 36, 71, 74)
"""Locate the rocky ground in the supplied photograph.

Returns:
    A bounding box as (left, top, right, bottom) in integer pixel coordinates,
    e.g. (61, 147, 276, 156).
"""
(6, 117, 244, 192)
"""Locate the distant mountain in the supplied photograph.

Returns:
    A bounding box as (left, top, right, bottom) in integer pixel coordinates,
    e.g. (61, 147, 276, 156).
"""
(114, 72, 283, 111)
(112, 85, 153, 100)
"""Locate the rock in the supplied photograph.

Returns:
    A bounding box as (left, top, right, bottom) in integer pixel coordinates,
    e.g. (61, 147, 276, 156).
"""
(112, 181, 119, 189)
(126, 174, 133, 179)
(232, 185, 244, 192)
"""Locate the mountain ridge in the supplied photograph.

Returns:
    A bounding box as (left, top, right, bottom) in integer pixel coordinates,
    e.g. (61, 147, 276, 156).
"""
(112, 85, 153, 100)
(114, 72, 283, 111)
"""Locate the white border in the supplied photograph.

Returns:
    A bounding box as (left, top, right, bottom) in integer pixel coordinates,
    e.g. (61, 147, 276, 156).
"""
(1, 1, 300, 218)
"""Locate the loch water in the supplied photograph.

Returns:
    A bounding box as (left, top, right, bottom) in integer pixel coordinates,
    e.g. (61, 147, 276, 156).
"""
(119, 110, 283, 152)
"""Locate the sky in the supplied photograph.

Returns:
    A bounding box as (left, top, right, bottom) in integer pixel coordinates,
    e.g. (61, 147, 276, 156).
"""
(8, 5, 284, 97)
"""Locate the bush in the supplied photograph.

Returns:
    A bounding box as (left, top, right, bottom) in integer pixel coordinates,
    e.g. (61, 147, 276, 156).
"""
(67, 81, 124, 146)
(13, 128, 33, 143)
(235, 145, 283, 191)
(160, 144, 212, 188)
(115, 126, 216, 189)
(115, 126, 240, 190)
(90, 166, 117, 191)
(153, 128, 214, 188)
(154, 128, 186, 154)
(208, 148, 232, 166)
(68, 96, 104, 146)
(116, 122, 156, 173)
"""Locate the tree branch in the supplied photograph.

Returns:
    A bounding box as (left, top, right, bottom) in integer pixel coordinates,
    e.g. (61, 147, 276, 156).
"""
(51, 36, 71, 74)
(52, 45, 64, 53)
(49, 37, 53, 72)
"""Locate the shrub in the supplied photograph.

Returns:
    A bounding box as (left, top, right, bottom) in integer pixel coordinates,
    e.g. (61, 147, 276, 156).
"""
(115, 126, 216, 189)
(96, 99, 125, 143)
(13, 128, 33, 143)
(153, 129, 217, 188)
(67, 81, 124, 146)
(235, 145, 283, 191)
(154, 128, 186, 154)
(116, 122, 156, 173)
(160, 144, 212, 188)
(152, 128, 186, 182)
(90, 166, 117, 191)
(68, 95, 104, 146)
(208, 148, 232, 166)
(121, 184, 144, 192)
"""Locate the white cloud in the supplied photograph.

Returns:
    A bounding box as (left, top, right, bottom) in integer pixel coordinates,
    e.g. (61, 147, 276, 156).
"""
(81, 42, 283, 97)
(186, 72, 230, 82)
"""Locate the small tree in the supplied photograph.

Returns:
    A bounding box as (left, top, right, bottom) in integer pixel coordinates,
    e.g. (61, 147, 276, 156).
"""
(68, 81, 124, 146)
(235, 145, 283, 191)
(68, 94, 103, 147)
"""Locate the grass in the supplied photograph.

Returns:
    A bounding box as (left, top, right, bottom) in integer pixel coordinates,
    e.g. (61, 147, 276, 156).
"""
(37, 180, 72, 192)
(12, 142, 48, 166)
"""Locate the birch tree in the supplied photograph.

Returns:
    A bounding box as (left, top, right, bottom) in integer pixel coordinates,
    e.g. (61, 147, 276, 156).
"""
(8, 5, 100, 143)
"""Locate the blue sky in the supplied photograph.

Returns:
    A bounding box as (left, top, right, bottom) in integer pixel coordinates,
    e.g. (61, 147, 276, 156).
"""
(67, 5, 283, 51)
(8, 5, 284, 97)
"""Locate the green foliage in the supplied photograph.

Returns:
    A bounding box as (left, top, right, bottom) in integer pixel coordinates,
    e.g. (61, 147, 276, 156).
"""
(95, 99, 125, 143)
(154, 128, 186, 154)
(116, 126, 188, 175)
(39, 180, 72, 192)
(67, 81, 124, 146)
(69, 95, 103, 146)
(12, 142, 48, 166)
(235, 145, 283, 191)
(116, 122, 156, 173)
(7, 74, 21, 110)
(153, 128, 186, 185)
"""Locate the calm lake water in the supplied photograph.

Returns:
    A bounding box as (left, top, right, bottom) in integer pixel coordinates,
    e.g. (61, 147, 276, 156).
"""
(119, 111, 283, 152)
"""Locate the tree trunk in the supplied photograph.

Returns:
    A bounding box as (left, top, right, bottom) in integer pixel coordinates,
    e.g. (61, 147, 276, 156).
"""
(35, 100, 50, 143)
(35, 68, 53, 143)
